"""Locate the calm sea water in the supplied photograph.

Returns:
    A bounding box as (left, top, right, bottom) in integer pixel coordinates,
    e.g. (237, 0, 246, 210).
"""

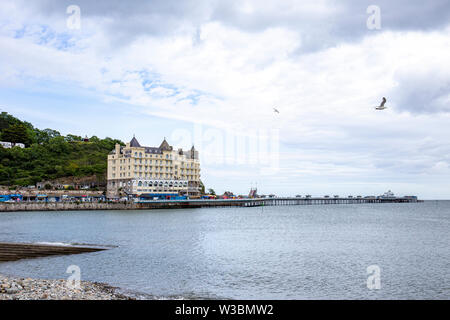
(0, 201, 449, 299)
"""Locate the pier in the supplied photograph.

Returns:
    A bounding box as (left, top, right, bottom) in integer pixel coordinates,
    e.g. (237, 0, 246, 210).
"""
(134, 196, 419, 208)
(0, 196, 419, 212)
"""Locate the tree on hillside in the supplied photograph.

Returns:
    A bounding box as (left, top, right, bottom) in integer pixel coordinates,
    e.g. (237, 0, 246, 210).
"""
(35, 128, 61, 144)
(0, 167, 13, 185)
(0, 111, 21, 131)
(1, 123, 33, 146)
(65, 134, 83, 142)
(207, 188, 216, 195)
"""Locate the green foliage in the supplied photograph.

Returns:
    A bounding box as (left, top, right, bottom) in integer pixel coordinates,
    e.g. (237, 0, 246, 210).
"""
(0, 112, 23, 131)
(207, 188, 216, 195)
(1, 123, 33, 146)
(199, 180, 205, 194)
(0, 112, 124, 186)
(35, 128, 61, 144)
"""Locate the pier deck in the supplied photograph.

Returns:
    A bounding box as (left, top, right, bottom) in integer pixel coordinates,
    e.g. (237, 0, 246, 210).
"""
(0, 197, 419, 212)
(135, 196, 419, 208)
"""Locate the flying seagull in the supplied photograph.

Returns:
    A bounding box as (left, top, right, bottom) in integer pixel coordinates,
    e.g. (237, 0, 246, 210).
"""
(375, 97, 387, 110)
(273, 107, 280, 114)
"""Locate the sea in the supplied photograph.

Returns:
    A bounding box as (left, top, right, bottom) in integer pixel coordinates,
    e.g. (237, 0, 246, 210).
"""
(0, 201, 449, 299)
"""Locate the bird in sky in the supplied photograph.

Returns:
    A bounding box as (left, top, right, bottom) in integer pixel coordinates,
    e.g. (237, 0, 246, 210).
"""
(273, 107, 280, 113)
(375, 97, 387, 110)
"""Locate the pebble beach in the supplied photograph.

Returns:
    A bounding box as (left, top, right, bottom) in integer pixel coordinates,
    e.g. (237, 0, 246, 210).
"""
(0, 274, 132, 300)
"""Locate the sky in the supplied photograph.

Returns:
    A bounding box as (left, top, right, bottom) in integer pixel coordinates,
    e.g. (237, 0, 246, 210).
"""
(0, 0, 450, 199)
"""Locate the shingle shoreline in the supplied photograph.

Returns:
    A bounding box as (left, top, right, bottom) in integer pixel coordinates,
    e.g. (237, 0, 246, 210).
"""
(0, 274, 133, 300)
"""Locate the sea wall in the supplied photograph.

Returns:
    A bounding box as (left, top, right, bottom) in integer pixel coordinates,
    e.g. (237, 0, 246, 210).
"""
(0, 201, 200, 212)
(0, 202, 134, 212)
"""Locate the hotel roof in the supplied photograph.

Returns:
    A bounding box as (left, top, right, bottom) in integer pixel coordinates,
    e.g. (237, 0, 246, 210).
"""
(129, 136, 141, 148)
(111, 137, 197, 158)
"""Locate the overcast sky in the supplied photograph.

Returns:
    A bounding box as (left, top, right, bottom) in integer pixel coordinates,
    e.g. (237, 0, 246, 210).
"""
(1, 0, 449, 198)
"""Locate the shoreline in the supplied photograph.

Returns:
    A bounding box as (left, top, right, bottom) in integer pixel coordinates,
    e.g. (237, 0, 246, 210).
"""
(0, 273, 133, 300)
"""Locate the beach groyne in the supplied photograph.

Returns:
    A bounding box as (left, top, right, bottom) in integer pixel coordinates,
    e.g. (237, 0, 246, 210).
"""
(0, 242, 108, 262)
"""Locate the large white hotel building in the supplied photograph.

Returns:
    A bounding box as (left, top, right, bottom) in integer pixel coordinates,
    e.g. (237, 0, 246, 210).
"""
(107, 137, 201, 199)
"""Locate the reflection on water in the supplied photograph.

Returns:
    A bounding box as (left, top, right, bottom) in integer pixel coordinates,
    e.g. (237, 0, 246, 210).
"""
(0, 201, 449, 299)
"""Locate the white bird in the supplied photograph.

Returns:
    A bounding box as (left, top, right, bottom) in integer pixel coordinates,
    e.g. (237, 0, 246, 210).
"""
(273, 107, 280, 114)
(375, 97, 387, 110)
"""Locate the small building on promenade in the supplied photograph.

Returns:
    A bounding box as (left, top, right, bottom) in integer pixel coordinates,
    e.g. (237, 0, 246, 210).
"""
(106, 137, 201, 199)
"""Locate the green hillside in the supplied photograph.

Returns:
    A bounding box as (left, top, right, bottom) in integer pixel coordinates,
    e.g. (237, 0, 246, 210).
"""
(0, 112, 123, 186)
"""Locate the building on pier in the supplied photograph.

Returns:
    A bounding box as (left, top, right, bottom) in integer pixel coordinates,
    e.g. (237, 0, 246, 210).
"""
(107, 137, 201, 199)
